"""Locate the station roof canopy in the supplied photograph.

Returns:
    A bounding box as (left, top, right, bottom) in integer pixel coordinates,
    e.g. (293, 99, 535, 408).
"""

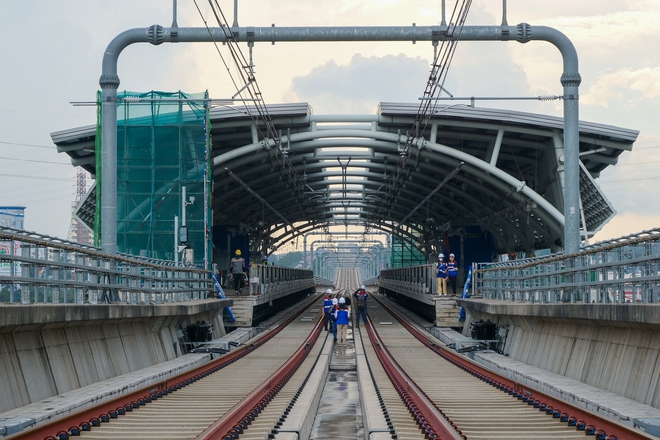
(52, 102, 638, 255)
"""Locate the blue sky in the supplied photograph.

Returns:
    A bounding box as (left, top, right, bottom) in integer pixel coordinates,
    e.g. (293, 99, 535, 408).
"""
(1, 0, 658, 244)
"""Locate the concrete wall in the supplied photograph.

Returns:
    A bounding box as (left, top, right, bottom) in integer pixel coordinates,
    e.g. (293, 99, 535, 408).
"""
(460, 300, 660, 409)
(0, 299, 230, 413)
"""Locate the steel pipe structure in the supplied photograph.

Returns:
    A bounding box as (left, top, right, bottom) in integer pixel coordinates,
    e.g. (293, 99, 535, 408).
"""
(101, 22, 581, 255)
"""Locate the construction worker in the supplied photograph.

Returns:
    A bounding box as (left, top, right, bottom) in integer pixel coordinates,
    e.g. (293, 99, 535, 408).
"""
(354, 285, 368, 328)
(436, 253, 448, 295)
(448, 253, 459, 295)
(229, 249, 246, 295)
(334, 297, 350, 347)
(330, 297, 339, 342)
(323, 289, 333, 331)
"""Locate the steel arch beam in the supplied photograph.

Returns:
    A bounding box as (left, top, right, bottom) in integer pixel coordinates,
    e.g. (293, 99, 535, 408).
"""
(213, 129, 563, 251)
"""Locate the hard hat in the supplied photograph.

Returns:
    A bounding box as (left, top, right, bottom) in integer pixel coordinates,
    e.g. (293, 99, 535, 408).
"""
(438, 253, 444, 258)
(235, 249, 242, 256)
(332, 298, 339, 305)
(326, 288, 333, 294)
(360, 285, 365, 289)
(339, 297, 346, 304)
(261, 255, 268, 260)
(449, 253, 455, 257)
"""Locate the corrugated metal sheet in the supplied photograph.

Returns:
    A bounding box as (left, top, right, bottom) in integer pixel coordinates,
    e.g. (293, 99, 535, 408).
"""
(378, 102, 639, 142)
(208, 102, 311, 120)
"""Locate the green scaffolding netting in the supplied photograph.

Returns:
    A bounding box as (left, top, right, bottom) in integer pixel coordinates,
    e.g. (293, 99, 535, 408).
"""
(390, 235, 426, 268)
(96, 90, 212, 267)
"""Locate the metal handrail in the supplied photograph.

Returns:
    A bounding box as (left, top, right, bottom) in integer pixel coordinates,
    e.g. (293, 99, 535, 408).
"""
(376, 228, 660, 304)
(0, 226, 210, 304)
(474, 228, 660, 304)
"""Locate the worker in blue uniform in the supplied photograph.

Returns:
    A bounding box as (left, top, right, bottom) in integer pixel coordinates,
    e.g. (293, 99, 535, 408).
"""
(436, 253, 448, 295)
(334, 297, 351, 347)
(448, 253, 459, 295)
(329, 297, 339, 342)
(323, 289, 333, 331)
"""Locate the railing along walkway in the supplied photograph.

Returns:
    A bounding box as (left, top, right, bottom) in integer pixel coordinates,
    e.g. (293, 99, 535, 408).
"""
(0, 226, 211, 304)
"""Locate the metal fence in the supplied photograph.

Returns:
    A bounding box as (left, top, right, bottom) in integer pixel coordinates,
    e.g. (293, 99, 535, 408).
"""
(0, 227, 212, 304)
(248, 265, 316, 296)
(473, 229, 660, 304)
(379, 264, 436, 296)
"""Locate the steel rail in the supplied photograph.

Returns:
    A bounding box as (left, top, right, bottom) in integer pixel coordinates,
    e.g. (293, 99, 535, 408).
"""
(372, 293, 658, 440)
(9, 293, 322, 440)
(364, 316, 462, 439)
(198, 310, 325, 439)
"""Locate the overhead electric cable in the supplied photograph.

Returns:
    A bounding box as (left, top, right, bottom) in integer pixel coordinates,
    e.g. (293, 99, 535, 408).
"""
(193, 0, 329, 233)
(369, 0, 473, 233)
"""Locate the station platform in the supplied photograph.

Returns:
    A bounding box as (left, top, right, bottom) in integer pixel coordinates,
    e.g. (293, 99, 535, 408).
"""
(222, 284, 319, 327)
(376, 281, 462, 327)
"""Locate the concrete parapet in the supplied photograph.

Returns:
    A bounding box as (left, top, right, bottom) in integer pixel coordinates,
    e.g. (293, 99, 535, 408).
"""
(436, 327, 660, 434)
(458, 298, 660, 413)
(456, 298, 660, 328)
(226, 287, 314, 328)
(0, 299, 231, 414)
(0, 325, 260, 437)
(0, 299, 232, 329)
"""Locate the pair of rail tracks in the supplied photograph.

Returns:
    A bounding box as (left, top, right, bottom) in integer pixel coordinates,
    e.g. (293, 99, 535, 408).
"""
(360, 292, 657, 440)
(9, 277, 656, 440)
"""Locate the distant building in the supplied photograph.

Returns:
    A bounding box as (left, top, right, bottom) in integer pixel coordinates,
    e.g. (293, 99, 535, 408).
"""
(0, 206, 25, 230)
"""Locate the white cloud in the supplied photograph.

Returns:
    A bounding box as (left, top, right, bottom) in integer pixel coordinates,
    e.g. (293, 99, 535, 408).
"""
(283, 53, 430, 114)
(592, 212, 660, 242)
(2, 0, 660, 241)
(583, 67, 660, 107)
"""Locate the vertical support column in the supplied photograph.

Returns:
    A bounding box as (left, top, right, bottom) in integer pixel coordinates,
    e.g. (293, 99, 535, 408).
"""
(561, 73, 582, 254)
(100, 75, 120, 255)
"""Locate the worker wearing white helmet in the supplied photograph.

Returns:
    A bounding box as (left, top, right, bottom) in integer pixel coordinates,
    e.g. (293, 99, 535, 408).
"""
(334, 297, 351, 347)
(329, 297, 340, 341)
(436, 253, 448, 295)
(447, 253, 459, 295)
(323, 289, 333, 331)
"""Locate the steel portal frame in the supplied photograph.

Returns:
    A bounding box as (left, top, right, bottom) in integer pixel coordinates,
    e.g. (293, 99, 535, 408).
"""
(99, 21, 583, 256)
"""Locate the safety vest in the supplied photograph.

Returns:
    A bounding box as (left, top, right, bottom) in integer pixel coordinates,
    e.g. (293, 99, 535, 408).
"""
(448, 261, 458, 277)
(334, 307, 350, 325)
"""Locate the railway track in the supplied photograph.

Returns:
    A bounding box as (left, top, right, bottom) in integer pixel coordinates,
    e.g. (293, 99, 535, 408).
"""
(10, 263, 655, 440)
(10, 294, 326, 440)
(361, 292, 657, 440)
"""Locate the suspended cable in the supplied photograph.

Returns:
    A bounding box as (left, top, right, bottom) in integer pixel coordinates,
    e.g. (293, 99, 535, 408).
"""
(368, 0, 473, 234)
(193, 0, 329, 232)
